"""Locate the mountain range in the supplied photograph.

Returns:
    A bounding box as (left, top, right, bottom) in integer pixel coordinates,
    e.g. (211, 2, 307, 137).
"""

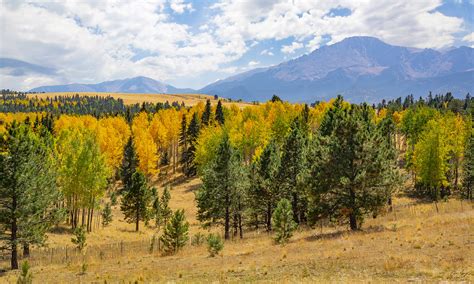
(12, 36, 474, 103)
(28, 76, 194, 94)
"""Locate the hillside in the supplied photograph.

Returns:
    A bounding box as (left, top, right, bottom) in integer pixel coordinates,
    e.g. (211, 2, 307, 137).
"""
(200, 37, 474, 103)
(1, 175, 472, 282)
(28, 76, 196, 94)
(27, 92, 252, 107)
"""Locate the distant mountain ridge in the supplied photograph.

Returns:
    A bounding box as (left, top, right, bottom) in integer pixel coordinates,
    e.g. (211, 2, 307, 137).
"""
(25, 36, 474, 102)
(29, 76, 195, 94)
(199, 36, 474, 103)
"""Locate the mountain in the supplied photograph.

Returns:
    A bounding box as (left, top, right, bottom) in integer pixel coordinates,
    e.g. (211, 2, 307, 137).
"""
(199, 36, 474, 103)
(29, 76, 195, 94)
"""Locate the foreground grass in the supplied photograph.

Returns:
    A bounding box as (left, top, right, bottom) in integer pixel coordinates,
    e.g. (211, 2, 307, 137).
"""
(1, 178, 473, 282)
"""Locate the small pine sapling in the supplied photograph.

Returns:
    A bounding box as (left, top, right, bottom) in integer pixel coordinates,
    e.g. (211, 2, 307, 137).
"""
(272, 198, 297, 244)
(207, 234, 224, 257)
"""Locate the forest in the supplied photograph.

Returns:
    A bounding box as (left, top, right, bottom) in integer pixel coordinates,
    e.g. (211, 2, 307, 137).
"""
(0, 90, 472, 278)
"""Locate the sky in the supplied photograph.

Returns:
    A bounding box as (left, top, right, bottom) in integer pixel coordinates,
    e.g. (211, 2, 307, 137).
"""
(0, 0, 473, 91)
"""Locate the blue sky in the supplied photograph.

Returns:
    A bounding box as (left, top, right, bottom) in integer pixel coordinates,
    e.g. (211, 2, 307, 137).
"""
(1, 0, 473, 91)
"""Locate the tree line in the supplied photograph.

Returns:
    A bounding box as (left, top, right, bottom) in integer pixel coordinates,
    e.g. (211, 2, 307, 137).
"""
(1, 93, 472, 270)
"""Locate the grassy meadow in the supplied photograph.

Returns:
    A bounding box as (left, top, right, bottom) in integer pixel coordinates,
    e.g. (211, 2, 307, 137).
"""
(1, 173, 472, 283)
(27, 92, 253, 107)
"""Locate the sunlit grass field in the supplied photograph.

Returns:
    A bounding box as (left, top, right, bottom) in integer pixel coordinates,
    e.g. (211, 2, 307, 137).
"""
(1, 173, 472, 283)
(27, 92, 253, 107)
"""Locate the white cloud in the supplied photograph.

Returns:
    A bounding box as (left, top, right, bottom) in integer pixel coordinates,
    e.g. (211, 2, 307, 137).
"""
(248, 60, 260, 67)
(0, 0, 468, 90)
(211, 0, 463, 49)
(462, 32, 474, 43)
(281, 42, 303, 54)
(260, 49, 274, 56)
(306, 35, 323, 51)
(169, 0, 193, 14)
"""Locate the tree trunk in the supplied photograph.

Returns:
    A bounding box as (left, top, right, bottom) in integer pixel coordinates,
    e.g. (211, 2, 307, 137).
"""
(136, 208, 140, 232)
(238, 213, 243, 239)
(349, 213, 358, 231)
(292, 191, 300, 224)
(23, 243, 30, 258)
(266, 203, 272, 231)
(224, 205, 230, 240)
(11, 218, 18, 269)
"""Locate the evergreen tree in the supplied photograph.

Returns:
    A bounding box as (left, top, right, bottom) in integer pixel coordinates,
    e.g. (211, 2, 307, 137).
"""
(101, 203, 113, 227)
(179, 114, 188, 173)
(183, 113, 200, 176)
(160, 186, 172, 225)
(120, 136, 138, 194)
(206, 233, 224, 257)
(201, 99, 211, 126)
(150, 187, 162, 228)
(250, 140, 281, 231)
(196, 133, 248, 239)
(272, 198, 297, 244)
(215, 100, 225, 125)
(278, 116, 308, 223)
(16, 261, 33, 284)
(0, 122, 64, 269)
(309, 103, 398, 231)
(120, 171, 152, 231)
(71, 226, 87, 252)
(462, 112, 473, 200)
(160, 209, 189, 255)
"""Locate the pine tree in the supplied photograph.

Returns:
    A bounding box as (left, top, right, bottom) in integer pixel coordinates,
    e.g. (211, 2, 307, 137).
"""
(0, 122, 64, 269)
(251, 140, 281, 231)
(120, 136, 138, 194)
(272, 198, 297, 244)
(309, 103, 398, 231)
(462, 111, 473, 200)
(120, 171, 152, 231)
(71, 226, 87, 252)
(196, 133, 248, 239)
(202, 99, 211, 126)
(278, 116, 308, 223)
(101, 203, 113, 227)
(150, 187, 162, 228)
(16, 261, 33, 284)
(183, 113, 200, 177)
(160, 209, 189, 255)
(179, 114, 188, 173)
(160, 186, 172, 225)
(215, 100, 225, 125)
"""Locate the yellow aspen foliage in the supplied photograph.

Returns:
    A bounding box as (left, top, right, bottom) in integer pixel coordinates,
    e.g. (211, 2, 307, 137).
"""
(97, 117, 131, 171)
(132, 112, 159, 177)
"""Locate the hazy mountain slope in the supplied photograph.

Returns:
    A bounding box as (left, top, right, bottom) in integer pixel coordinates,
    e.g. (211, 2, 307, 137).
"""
(29, 76, 195, 94)
(200, 36, 474, 103)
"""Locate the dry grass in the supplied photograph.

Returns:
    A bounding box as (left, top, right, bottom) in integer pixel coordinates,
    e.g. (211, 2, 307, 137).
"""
(1, 177, 473, 283)
(27, 92, 253, 107)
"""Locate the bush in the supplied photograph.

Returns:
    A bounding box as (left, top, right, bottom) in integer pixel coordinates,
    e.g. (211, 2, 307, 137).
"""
(191, 232, 206, 246)
(207, 233, 224, 257)
(272, 198, 297, 244)
(17, 261, 32, 284)
(102, 203, 113, 227)
(160, 209, 189, 255)
(71, 226, 87, 252)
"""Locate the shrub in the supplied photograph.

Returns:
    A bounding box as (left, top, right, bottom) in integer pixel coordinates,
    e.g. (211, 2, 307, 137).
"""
(191, 232, 206, 246)
(160, 209, 189, 255)
(272, 198, 297, 244)
(17, 261, 32, 284)
(207, 233, 224, 257)
(71, 226, 87, 252)
(102, 203, 113, 227)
